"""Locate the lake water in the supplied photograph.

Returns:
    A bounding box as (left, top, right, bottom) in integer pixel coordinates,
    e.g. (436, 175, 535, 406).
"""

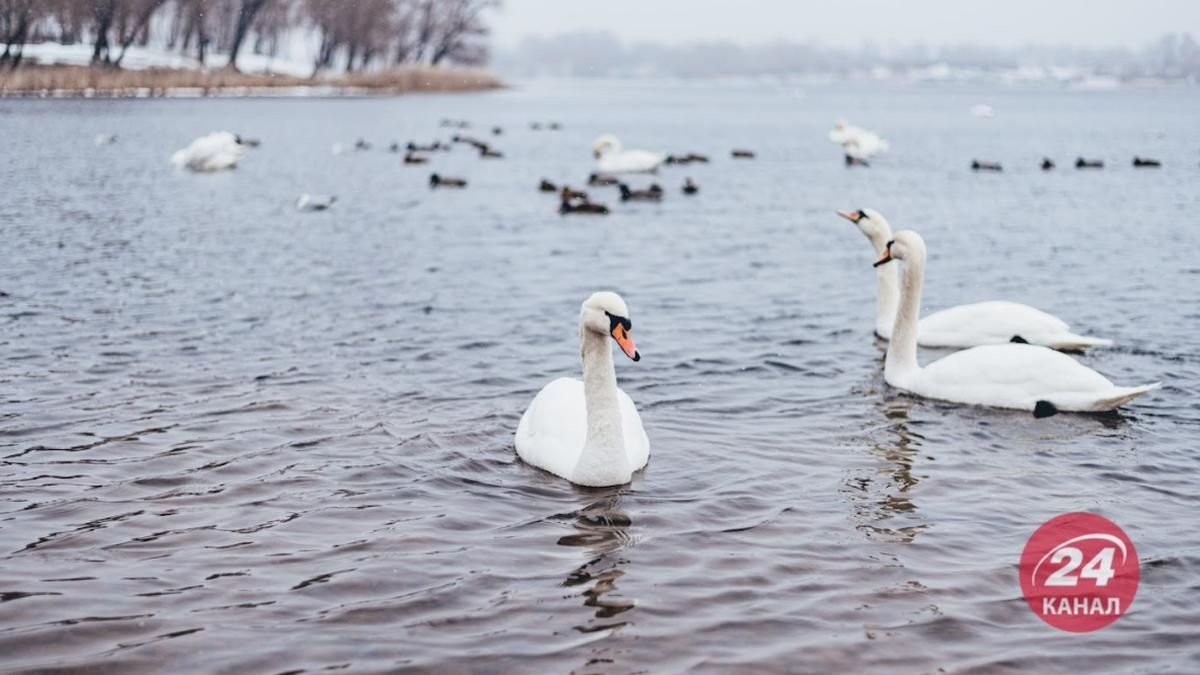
(1, 80, 1198, 674)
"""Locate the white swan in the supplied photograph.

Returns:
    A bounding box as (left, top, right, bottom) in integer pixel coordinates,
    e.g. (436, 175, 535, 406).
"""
(877, 230, 1160, 416)
(170, 131, 246, 172)
(828, 120, 889, 160)
(838, 209, 1112, 351)
(592, 134, 664, 174)
(516, 292, 650, 487)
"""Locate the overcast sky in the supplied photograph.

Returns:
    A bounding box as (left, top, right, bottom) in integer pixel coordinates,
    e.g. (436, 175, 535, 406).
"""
(490, 0, 1200, 49)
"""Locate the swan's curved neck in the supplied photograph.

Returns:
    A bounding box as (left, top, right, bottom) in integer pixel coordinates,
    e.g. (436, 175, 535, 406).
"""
(573, 324, 629, 484)
(875, 259, 900, 338)
(886, 254, 924, 383)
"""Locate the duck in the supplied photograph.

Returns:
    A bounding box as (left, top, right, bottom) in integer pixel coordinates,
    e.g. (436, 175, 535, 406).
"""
(1133, 157, 1161, 167)
(492, 126, 503, 135)
(845, 155, 870, 167)
(429, 173, 467, 188)
(1076, 157, 1104, 169)
(682, 178, 699, 195)
(1041, 158, 1055, 171)
(408, 141, 445, 153)
(829, 120, 889, 161)
(479, 145, 503, 158)
(440, 119, 469, 129)
(972, 160, 1003, 172)
(530, 122, 543, 130)
(515, 292, 649, 485)
(593, 134, 665, 174)
(404, 152, 429, 164)
(559, 198, 610, 215)
(560, 186, 588, 201)
(619, 183, 664, 202)
(170, 131, 247, 172)
(239, 136, 261, 148)
(354, 138, 372, 151)
(452, 134, 488, 150)
(731, 149, 756, 159)
(548, 122, 562, 130)
(588, 173, 620, 186)
(539, 179, 558, 192)
(874, 230, 1159, 417)
(296, 194, 336, 212)
(666, 153, 709, 165)
(388, 142, 401, 153)
(838, 209, 1112, 350)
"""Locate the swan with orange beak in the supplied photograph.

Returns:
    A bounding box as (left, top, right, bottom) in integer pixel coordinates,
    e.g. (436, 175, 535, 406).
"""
(516, 292, 649, 486)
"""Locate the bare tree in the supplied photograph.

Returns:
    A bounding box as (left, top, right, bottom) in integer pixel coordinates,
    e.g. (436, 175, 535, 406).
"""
(113, 0, 169, 66)
(227, 0, 269, 69)
(0, 0, 39, 68)
(427, 0, 495, 66)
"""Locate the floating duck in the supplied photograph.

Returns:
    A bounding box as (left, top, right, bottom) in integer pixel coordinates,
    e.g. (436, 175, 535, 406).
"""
(971, 160, 1003, 172)
(1041, 158, 1055, 171)
(1133, 157, 1161, 167)
(588, 173, 620, 186)
(619, 183, 664, 202)
(731, 149, 756, 159)
(430, 173, 467, 188)
(539, 179, 558, 192)
(560, 186, 588, 201)
(845, 155, 870, 167)
(682, 178, 699, 195)
(1076, 157, 1104, 169)
(354, 138, 371, 151)
(559, 197, 609, 215)
(479, 145, 503, 158)
(404, 153, 429, 164)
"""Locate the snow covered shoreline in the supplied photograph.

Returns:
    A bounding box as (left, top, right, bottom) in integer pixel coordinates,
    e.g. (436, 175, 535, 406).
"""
(0, 44, 503, 98)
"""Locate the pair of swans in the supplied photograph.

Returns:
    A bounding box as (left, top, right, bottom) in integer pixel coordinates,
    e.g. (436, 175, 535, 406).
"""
(171, 131, 248, 172)
(516, 260, 1159, 487)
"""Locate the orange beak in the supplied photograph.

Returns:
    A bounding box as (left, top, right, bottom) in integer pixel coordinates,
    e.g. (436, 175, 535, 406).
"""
(836, 209, 861, 223)
(873, 243, 893, 267)
(611, 323, 640, 361)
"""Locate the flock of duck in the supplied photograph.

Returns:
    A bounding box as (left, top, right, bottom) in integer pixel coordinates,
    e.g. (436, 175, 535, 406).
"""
(160, 119, 1164, 488)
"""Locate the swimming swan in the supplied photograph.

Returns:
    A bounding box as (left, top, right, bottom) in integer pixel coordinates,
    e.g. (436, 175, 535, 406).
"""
(839, 209, 1112, 351)
(876, 230, 1159, 416)
(829, 120, 889, 160)
(515, 292, 650, 486)
(592, 134, 664, 174)
(171, 132, 246, 172)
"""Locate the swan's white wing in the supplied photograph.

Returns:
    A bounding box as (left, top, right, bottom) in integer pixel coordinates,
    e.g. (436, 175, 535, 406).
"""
(919, 301, 1067, 346)
(598, 149, 664, 174)
(917, 301, 1110, 350)
(515, 377, 586, 480)
(617, 387, 650, 471)
(911, 344, 1155, 412)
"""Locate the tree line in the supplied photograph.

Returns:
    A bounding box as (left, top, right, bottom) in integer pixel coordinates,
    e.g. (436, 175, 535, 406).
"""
(0, 0, 497, 72)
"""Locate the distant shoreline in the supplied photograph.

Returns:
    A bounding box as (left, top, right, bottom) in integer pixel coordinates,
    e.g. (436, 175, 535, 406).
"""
(0, 64, 504, 99)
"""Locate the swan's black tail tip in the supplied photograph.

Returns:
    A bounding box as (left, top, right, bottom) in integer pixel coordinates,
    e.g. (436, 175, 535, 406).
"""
(1034, 400, 1059, 418)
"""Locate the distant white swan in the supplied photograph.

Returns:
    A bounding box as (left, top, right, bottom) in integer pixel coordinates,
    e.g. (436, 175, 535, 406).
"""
(593, 134, 664, 174)
(877, 230, 1160, 416)
(171, 131, 246, 172)
(296, 194, 336, 211)
(839, 209, 1112, 351)
(516, 291, 650, 487)
(829, 120, 889, 160)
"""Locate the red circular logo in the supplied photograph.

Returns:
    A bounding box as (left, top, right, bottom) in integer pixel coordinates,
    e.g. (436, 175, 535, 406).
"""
(1019, 512, 1139, 632)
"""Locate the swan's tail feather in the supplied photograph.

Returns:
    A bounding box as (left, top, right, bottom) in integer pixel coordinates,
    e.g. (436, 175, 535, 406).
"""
(1090, 382, 1162, 411)
(1045, 333, 1114, 351)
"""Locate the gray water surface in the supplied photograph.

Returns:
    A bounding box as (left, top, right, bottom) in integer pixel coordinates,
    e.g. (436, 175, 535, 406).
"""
(1, 80, 1198, 673)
